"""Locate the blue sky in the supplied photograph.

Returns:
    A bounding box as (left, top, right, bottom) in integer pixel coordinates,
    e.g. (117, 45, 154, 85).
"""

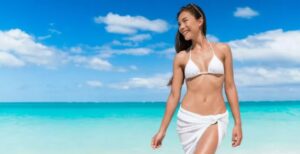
(0, 0, 300, 102)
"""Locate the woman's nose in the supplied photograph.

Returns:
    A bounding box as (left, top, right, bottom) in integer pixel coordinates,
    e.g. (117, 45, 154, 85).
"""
(179, 25, 185, 33)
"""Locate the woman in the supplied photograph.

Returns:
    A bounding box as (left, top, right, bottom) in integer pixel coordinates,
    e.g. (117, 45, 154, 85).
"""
(151, 3, 242, 154)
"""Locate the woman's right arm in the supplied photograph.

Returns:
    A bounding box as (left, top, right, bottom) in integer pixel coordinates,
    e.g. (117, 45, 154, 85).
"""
(158, 53, 184, 134)
(151, 52, 184, 149)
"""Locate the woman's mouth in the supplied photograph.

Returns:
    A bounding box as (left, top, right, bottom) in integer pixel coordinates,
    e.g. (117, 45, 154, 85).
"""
(183, 30, 190, 35)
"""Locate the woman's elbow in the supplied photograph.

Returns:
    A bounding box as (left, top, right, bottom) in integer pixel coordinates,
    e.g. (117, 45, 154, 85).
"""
(225, 82, 236, 91)
(170, 89, 181, 100)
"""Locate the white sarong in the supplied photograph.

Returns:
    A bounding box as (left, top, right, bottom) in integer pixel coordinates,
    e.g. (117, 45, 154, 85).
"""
(176, 105, 229, 154)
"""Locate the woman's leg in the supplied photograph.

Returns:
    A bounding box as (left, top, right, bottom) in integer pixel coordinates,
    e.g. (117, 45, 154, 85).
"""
(194, 122, 219, 154)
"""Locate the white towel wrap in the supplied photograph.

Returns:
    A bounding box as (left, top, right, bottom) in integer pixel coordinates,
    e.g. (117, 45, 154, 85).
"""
(176, 105, 229, 154)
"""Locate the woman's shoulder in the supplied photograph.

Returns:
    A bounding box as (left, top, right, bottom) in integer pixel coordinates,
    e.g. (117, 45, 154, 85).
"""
(211, 42, 232, 55)
(211, 42, 230, 50)
(173, 50, 189, 66)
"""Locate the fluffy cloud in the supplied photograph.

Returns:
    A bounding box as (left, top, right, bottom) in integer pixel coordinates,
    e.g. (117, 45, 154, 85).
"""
(71, 56, 113, 71)
(207, 34, 219, 42)
(99, 47, 152, 58)
(234, 7, 259, 19)
(88, 57, 112, 71)
(123, 34, 152, 42)
(0, 28, 142, 72)
(229, 29, 300, 64)
(70, 55, 135, 72)
(0, 52, 25, 67)
(235, 67, 300, 87)
(0, 29, 63, 68)
(94, 12, 169, 34)
(111, 40, 137, 47)
(158, 47, 175, 59)
(229, 29, 300, 88)
(108, 73, 172, 89)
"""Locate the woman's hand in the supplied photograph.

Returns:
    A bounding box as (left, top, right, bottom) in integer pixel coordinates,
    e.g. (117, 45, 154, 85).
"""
(151, 131, 165, 149)
(232, 124, 243, 147)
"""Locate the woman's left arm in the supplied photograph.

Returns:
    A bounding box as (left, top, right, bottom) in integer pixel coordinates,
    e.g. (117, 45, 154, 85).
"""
(222, 43, 243, 147)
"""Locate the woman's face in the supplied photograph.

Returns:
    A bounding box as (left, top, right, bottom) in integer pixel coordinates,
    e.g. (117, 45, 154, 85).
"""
(178, 11, 202, 41)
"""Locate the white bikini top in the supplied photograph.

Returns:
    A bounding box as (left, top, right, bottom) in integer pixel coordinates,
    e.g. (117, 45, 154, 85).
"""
(184, 42, 224, 80)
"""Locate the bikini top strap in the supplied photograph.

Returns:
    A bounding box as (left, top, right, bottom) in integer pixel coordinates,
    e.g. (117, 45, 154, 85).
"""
(208, 41, 215, 55)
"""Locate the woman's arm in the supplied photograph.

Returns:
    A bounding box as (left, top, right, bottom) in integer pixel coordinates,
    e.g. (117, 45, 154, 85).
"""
(223, 44, 241, 126)
(222, 43, 243, 147)
(158, 52, 184, 134)
(151, 52, 184, 149)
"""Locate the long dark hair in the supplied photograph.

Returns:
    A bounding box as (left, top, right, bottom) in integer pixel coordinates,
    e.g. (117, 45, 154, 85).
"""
(167, 3, 207, 86)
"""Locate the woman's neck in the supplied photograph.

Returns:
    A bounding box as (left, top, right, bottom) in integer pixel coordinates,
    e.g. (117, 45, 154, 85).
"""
(191, 33, 207, 51)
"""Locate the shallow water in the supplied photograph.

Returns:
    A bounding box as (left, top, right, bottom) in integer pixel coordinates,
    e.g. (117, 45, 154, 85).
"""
(0, 101, 299, 154)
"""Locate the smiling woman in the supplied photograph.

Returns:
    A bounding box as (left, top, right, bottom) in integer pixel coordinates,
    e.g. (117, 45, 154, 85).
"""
(151, 3, 243, 154)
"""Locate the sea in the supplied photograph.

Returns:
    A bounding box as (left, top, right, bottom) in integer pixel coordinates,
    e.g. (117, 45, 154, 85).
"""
(0, 101, 299, 154)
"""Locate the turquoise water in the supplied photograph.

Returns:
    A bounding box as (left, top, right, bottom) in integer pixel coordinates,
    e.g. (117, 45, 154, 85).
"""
(0, 101, 300, 154)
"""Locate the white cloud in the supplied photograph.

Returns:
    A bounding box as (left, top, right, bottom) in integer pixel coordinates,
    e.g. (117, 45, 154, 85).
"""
(106, 25, 136, 34)
(229, 29, 300, 64)
(147, 42, 170, 49)
(0, 29, 147, 73)
(234, 7, 259, 19)
(0, 52, 25, 67)
(99, 47, 152, 58)
(66, 45, 145, 72)
(158, 47, 175, 59)
(109, 73, 172, 89)
(86, 80, 103, 88)
(0, 29, 63, 68)
(229, 29, 300, 88)
(123, 34, 152, 42)
(71, 56, 113, 71)
(94, 12, 169, 34)
(108, 65, 138, 73)
(207, 34, 219, 42)
(70, 55, 131, 72)
(111, 40, 137, 47)
(235, 67, 300, 87)
(116, 48, 152, 55)
(88, 57, 112, 71)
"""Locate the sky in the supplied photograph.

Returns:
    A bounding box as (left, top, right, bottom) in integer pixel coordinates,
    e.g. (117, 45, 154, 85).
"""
(0, 0, 300, 102)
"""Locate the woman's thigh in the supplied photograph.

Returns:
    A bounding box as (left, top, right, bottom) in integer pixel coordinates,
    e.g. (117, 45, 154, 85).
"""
(194, 123, 219, 154)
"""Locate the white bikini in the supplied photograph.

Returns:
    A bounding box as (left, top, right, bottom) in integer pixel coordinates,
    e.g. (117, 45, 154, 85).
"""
(184, 42, 224, 79)
(177, 42, 229, 154)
